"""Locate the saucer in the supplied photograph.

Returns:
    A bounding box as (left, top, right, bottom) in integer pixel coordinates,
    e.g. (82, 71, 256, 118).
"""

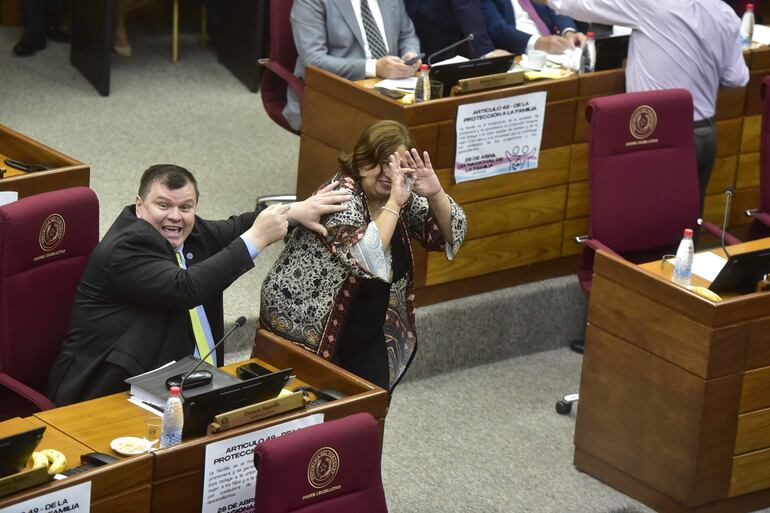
(110, 436, 155, 455)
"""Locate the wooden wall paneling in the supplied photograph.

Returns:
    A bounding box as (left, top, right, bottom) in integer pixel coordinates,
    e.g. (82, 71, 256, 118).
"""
(736, 152, 760, 190)
(731, 447, 770, 497)
(704, 193, 728, 229)
(424, 221, 563, 285)
(717, 118, 744, 158)
(562, 217, 587, 256)
(301, 88, 383, 152)
(435, 145, 571, 204)
(587, 274, 748, 379)
(750, 47, 770, 70)
(735, 408, 770, 455)
(577, 69, 625, 97)
(732, 186, 760, 226)
(569, 143, 588, 182)
(542, 99, 577, 149)
(461, 185, 566, 240)
(716, 87, 748, 121)
(740, 366, 770, 413)
(409, 123, 439, 162)
(742, 115, 761, 153)
(576, 324, 739, 506)
(435, 120, 457, 169)
(747, 317, 770, 370)
(708, 156, 738, 195)
(744, 70, 770, 116)
(296, 135, 342, 199)
(565, 180, 588, 219)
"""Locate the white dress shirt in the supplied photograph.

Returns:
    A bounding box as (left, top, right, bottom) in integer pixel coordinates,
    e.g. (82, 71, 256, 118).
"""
(511, 0, 576, 53)
(352, 0, 390, 77)
(548, 0, 749, 121)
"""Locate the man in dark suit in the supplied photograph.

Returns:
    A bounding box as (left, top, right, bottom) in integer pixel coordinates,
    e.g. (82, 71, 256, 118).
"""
(13, 0, 69, 56)
(48, 164, 348, 405)
(481, 0, 585, 54)
(405, 0, 508, 59)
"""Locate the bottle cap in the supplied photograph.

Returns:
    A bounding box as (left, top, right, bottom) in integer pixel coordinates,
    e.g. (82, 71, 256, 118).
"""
(419, 64, 429, 71)
(747, 3, 754, 10)
(169, 386, 181, 396)
(587, 32, 595, 39)
(684, 228, 693, 237)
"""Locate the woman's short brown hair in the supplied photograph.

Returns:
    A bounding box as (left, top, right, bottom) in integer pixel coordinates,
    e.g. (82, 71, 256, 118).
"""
(338, 120, 416, 178)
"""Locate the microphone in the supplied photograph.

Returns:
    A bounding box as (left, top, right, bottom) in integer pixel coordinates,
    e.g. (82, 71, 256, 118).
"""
(721, 187, 733, 259)
(179, 316, 247, 397)
(428, 33, 475, 66)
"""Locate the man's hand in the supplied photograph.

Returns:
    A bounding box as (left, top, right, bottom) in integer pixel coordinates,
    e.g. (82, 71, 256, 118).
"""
(288, 181, 350, 236)
(245, 204, 290, 251)
(402, 51, 422, 68)
(485, 49, 512, 58)
(376, 56, 417, 78)
(534, 35, 574, 53)
(564, 31, 587, 48)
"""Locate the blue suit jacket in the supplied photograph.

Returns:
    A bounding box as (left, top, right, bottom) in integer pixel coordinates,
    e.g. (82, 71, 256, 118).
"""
(481, 0, 576, 54)
(405, 0, 495, 59)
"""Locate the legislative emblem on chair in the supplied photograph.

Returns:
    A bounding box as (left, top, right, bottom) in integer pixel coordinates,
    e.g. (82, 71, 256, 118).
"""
(253, 413, 388, 513)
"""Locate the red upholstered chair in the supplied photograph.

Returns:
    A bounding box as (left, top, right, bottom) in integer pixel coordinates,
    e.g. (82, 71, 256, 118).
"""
(258, 0, 303, 135)
(745, 76, 770, 236)
(556, 89, 738, 414)
(253, 413, 388, 513)
(0, 187, 99, 420)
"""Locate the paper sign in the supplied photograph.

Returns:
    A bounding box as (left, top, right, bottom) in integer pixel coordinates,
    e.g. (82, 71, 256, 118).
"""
(3, 481, 91, 513)
(454, 91, 547, 183)
(201, 414, 324, 513)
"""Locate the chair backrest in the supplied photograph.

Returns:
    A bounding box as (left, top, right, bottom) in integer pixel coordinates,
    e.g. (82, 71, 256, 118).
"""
(760, 76, 770, 213)
(0, 187, 98, 410)
(253, 413, 388, 513)
(586, 89, 701, 255)
(260, 0, 301, 134)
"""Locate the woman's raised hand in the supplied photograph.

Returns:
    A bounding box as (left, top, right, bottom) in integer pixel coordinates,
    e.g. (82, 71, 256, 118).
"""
(403, 149, 442, 198)
(385, 152, 412, 208)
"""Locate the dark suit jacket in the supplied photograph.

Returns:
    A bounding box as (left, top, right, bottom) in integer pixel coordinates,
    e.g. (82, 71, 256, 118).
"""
(481, 0, 577, 54)
(47, 206, 258, 406)
(405, 0, 495, 59)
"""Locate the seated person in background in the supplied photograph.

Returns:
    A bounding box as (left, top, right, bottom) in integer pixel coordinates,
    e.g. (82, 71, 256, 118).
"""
(48, 164, 349, 406)
(480, 0, 586, 55)
(405, 0, 510, 59)
(285, 0, 421, 131)
(260, 120, 467, 392)
(13, 0, 69, 57)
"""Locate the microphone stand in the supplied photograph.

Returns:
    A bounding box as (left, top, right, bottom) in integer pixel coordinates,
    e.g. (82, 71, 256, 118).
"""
(428, 33, 475, 66)
(179, 316, 246, 400)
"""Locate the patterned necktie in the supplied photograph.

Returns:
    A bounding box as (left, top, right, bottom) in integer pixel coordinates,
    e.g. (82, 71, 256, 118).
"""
(517, 0, 551, 37)
(360, 0, 388, 59)
(176, 251, 216, 366)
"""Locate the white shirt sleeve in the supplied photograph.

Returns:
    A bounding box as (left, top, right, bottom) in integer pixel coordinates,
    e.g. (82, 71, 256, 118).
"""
(349, 221, 392, 281)
(548, 0, 640, 29)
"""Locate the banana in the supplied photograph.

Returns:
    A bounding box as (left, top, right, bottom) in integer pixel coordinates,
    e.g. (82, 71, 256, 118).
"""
(40, 449, 67, 474)
(30, 451, 49, 471)
(688, 286, 723, 302)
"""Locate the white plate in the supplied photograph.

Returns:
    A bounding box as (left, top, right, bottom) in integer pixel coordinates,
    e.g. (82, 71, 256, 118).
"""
(110, 436, 153, 456)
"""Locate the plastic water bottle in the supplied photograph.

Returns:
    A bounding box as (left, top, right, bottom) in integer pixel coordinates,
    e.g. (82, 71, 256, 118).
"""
(741, 4, 755, 49)
(581, 32, 596, 73)
(673, 228, 695, 288)
(160, 385, 184, 448)
(414, 64, 431, 103)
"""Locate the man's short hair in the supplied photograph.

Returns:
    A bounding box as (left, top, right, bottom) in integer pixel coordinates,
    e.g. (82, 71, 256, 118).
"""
(138, 164, 200, 201)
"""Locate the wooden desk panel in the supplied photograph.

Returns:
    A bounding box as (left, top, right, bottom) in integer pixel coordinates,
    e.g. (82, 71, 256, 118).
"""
(0, 123, 89, 198)
(0, 417, 153, 512)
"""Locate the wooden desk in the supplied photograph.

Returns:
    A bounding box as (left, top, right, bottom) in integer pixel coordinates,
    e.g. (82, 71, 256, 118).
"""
(574, 241, 770, 512)
(0, 123, 90, 198)
(26, 334, 387, 512)
(298, 48, 770, 305)
(0, 417, 153, 512)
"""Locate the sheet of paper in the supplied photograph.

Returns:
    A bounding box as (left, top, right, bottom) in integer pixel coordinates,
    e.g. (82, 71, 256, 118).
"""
(612, 25, 632, 36)
(375, 77, 417, 91)
(432, 55, 469, 67)
(691, 252, 728, 282)
(754, 24, 770, 45)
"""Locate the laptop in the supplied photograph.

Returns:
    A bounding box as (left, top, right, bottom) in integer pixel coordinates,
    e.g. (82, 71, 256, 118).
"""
(429, 55, 516, 98)
(709, 247, 770, 294)
(182, 368, 293, 436)
(594, 34, 630, 71)
(0, 426, 45, 478)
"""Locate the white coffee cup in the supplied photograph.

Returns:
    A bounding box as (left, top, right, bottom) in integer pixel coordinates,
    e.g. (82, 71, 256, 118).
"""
(526, 49, 547, 69)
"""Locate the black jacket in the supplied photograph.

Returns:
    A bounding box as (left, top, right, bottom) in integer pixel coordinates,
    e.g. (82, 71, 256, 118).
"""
(47, 206, 257, 405)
